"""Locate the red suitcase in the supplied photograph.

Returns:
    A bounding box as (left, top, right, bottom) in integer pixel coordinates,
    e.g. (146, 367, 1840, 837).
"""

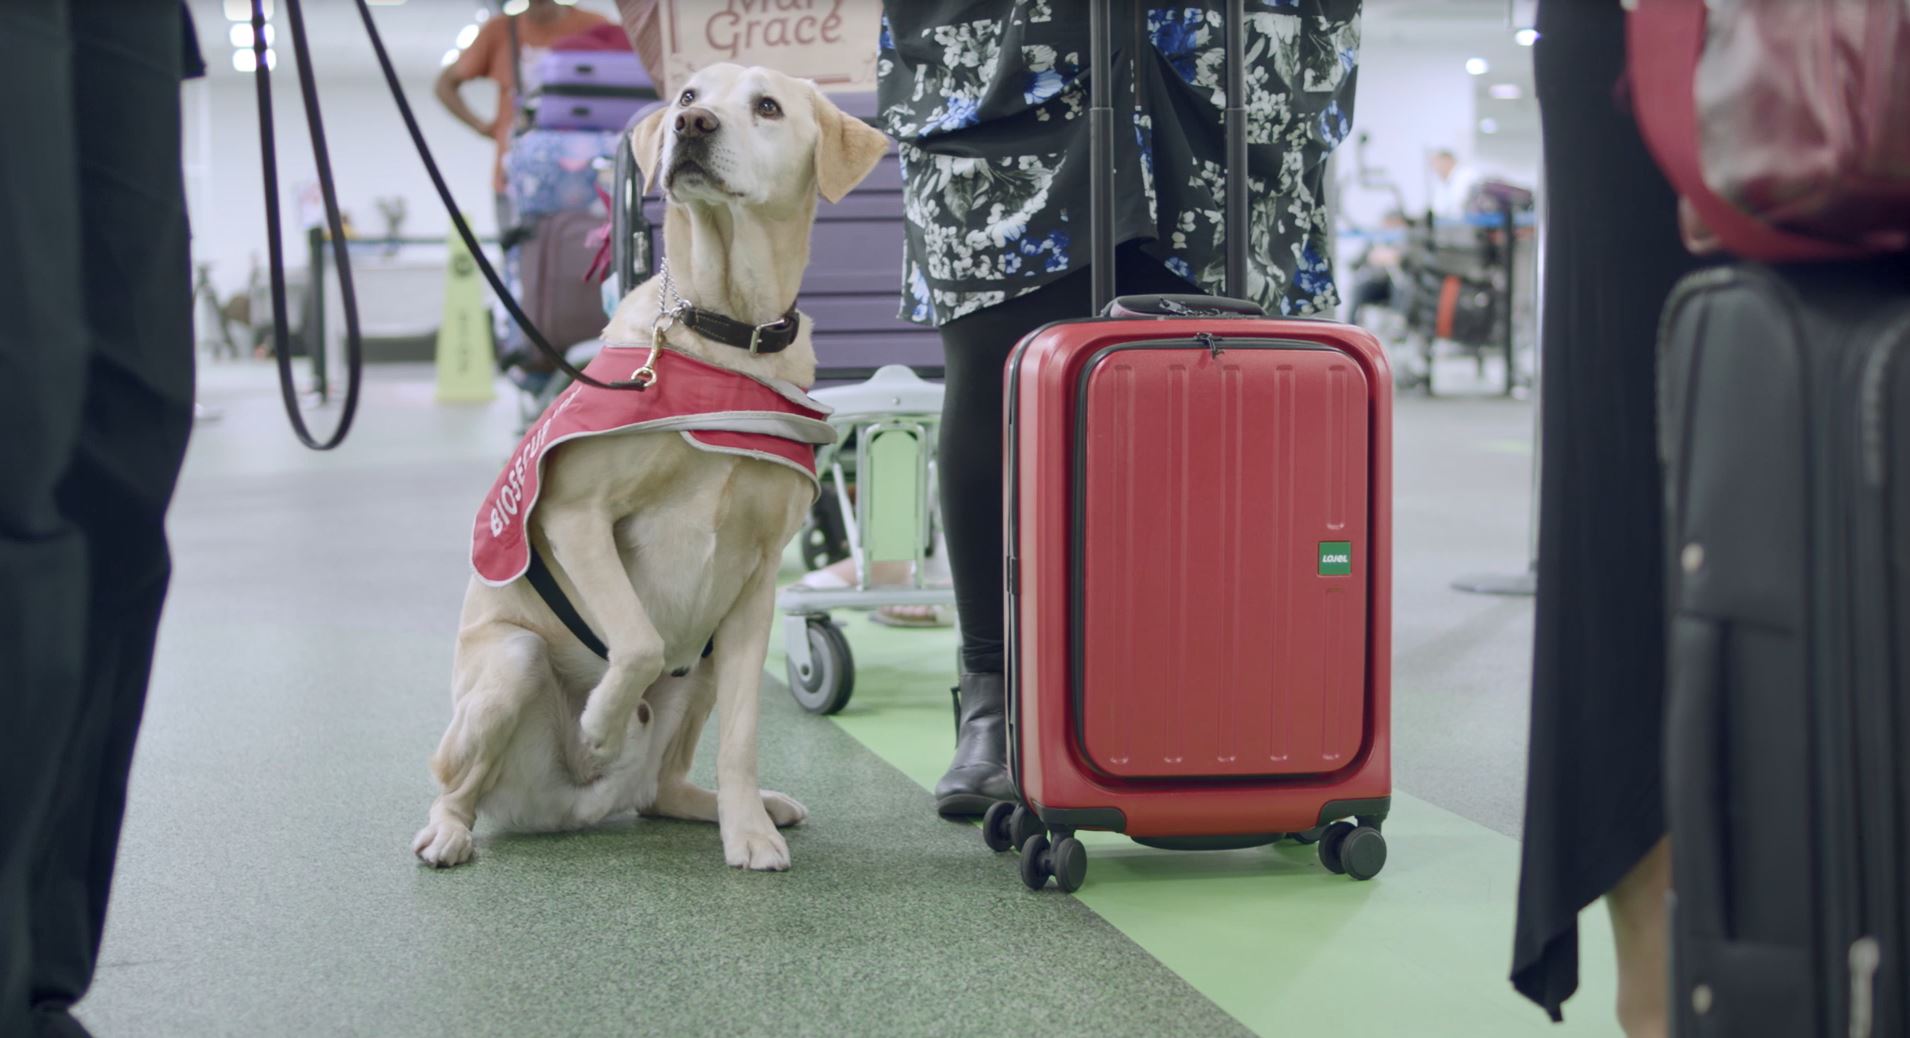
(981, 0, 1393, 892)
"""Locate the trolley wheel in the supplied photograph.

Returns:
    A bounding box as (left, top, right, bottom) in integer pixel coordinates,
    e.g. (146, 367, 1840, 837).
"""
(799, 491, 851, 571)
(1318, 820, 1357, 876)
(1339, 826, 1388, 881)
(1050, 837, 1087, 893)
(1008, 805, 1044, 852)
(785, 618, 854, 715)
(1289, 826, 1325, 846)
(1018, 834, 1051, 891)
(981, 801, 1016, 853)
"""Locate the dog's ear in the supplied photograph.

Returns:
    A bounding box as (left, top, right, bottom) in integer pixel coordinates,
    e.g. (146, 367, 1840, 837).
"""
(809, 86, 891, 204)
(630, 104, 671, 194)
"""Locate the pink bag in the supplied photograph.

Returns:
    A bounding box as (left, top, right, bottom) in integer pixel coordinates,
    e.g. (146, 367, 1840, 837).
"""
(1628, 0, 1910, 261)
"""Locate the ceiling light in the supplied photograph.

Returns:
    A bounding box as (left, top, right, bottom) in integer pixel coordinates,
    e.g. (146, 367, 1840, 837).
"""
(475, 9, 490, 21)
(1465, 58, 1489, 76)
(455, 23, 480, 49)
(224, 0, 271, 20)
(502, 0, 529, 14)
(441, 48, 462, 68)
(1479, 117, 1500, 135)
(228, 22, 275, 48)
(1515, 29, 1540, 47)
(232, 48, 276, 72)
(1488, 83, 1523, 100)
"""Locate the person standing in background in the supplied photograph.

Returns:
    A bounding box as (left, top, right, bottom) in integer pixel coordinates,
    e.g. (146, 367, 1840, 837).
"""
(1427, 147, 1479, 222)
(435, 0, 612, 196)
(1, 4, 203, 1035)
(1511, 2, 1705, 1035)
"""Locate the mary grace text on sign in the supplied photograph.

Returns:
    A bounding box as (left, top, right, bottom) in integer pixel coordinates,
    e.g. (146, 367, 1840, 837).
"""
(703, 0, 847, 61)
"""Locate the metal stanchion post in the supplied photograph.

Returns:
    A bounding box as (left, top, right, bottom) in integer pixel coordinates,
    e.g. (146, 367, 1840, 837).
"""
(1452, 155, 1544, 597)
(307, 225, 328, 404)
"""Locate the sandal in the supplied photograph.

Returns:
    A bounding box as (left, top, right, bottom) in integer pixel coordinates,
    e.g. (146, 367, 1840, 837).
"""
(869, 604, 952, 629)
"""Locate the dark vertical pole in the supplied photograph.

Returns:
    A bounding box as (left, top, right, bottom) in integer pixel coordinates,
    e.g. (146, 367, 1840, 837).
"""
(1223, 0, 1248, 300)
(1501, 195, 1516, 396)
(308, 225, 327, 402)
(1089, 0, 1115, 314)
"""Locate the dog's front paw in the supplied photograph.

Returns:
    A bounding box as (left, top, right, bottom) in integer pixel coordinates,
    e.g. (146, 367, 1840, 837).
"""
(761, 790, 808, 828)
(576, 706, 627, 774)
(722, 819, 791, 871)
(413, 820, 475, 868)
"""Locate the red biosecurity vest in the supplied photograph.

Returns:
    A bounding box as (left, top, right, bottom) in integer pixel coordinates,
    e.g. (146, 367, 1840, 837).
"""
(470, 346, 834, 586)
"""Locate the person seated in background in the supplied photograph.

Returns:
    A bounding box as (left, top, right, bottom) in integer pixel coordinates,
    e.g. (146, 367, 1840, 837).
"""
(435, 0, 611, 199)
(1346, 209, 1409, 326)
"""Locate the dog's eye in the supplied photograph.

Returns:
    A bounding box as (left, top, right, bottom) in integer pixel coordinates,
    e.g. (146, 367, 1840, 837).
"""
(678, 89, 696, 106)
(756, 96, 782, 119)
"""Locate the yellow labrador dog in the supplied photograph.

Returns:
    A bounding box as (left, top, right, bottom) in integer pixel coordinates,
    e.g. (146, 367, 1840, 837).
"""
(413, 64, 889, 871)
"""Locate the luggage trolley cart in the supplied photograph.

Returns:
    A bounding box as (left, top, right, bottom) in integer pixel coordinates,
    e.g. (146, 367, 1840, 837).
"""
(777, 366, 954, 715)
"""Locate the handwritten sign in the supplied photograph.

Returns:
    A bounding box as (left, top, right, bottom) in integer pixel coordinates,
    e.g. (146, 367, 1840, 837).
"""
(629, 0, 881, 97)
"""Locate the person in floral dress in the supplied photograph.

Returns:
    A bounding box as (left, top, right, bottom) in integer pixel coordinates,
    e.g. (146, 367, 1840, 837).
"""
(871, 0, 1362, 816)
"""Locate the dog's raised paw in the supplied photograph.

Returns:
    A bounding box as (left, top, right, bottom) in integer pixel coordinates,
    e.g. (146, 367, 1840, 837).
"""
(576, 706, 627, 773)
(413, 821, 475, 868)
(761, 790, 807, 828)
(723, 824, 791, 872)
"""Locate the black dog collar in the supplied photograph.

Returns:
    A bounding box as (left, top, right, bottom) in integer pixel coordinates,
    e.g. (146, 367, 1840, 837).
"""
(679, 304, 802, 355)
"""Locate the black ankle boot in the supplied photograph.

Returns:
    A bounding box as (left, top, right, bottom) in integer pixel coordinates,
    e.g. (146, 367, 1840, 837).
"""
(934, 672, 1015, 817)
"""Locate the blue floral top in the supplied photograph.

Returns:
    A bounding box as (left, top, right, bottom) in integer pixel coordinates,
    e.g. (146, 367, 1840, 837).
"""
(876, 1, 1362, 327)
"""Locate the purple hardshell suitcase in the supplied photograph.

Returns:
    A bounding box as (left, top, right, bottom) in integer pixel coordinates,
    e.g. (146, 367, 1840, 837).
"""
(511, 207, 609, 372)
(527, 50, 656, 132)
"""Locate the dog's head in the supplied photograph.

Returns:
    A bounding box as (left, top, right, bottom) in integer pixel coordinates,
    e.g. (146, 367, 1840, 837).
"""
(630, 64, 890, 208)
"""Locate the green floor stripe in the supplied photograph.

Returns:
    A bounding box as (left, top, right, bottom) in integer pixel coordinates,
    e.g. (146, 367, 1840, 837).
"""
(770, 611, 1624, 1037)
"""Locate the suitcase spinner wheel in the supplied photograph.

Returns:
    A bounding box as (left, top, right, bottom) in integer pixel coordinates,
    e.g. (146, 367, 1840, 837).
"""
(784, 616, 854, 715)
(980, 802, 1045, 854)
(1317, 820, 1388, 881)
(1018, 832, 1088, 894)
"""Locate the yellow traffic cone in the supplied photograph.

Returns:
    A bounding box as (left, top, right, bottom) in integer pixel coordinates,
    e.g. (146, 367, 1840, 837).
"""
(435, 226, 496, 403)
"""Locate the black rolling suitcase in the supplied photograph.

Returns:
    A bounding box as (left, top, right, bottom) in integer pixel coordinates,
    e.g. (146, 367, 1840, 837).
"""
(1658, 260, 1910, 1038)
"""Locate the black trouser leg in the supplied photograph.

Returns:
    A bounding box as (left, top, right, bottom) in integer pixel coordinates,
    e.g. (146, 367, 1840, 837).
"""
(0, 2, 94, 1034)
(935, 244, 1192, 675)
(0, 2, 194, 1034)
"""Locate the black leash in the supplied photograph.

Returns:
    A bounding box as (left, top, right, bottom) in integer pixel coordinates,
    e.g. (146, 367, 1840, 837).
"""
(250, 0, 664, 454)
(259, 0, 821, 450)
(255, 0, 362, 450)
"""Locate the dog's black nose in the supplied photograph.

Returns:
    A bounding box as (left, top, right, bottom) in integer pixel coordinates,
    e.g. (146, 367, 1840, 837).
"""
(674, 107, 719, 139)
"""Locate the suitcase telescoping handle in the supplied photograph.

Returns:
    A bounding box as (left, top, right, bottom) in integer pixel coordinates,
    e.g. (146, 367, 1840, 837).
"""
(1087, 0, 1249, 313)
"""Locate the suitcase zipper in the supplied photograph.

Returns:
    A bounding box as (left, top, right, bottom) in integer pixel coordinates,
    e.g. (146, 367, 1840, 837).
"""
(1858, 316, 1910, 488)
(1851, 315, 1907, 1038)
(1850, 936, 1881, 1038)
(1840, 302, 1910, 1038)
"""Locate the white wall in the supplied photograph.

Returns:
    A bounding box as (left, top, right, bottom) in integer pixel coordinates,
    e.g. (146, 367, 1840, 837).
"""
(183, 53, 503, 298)
(1339, 37, 1480, 232)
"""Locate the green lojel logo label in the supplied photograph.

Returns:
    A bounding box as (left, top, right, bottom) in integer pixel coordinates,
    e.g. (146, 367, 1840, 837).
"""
(1318, 541, 1353, 576)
